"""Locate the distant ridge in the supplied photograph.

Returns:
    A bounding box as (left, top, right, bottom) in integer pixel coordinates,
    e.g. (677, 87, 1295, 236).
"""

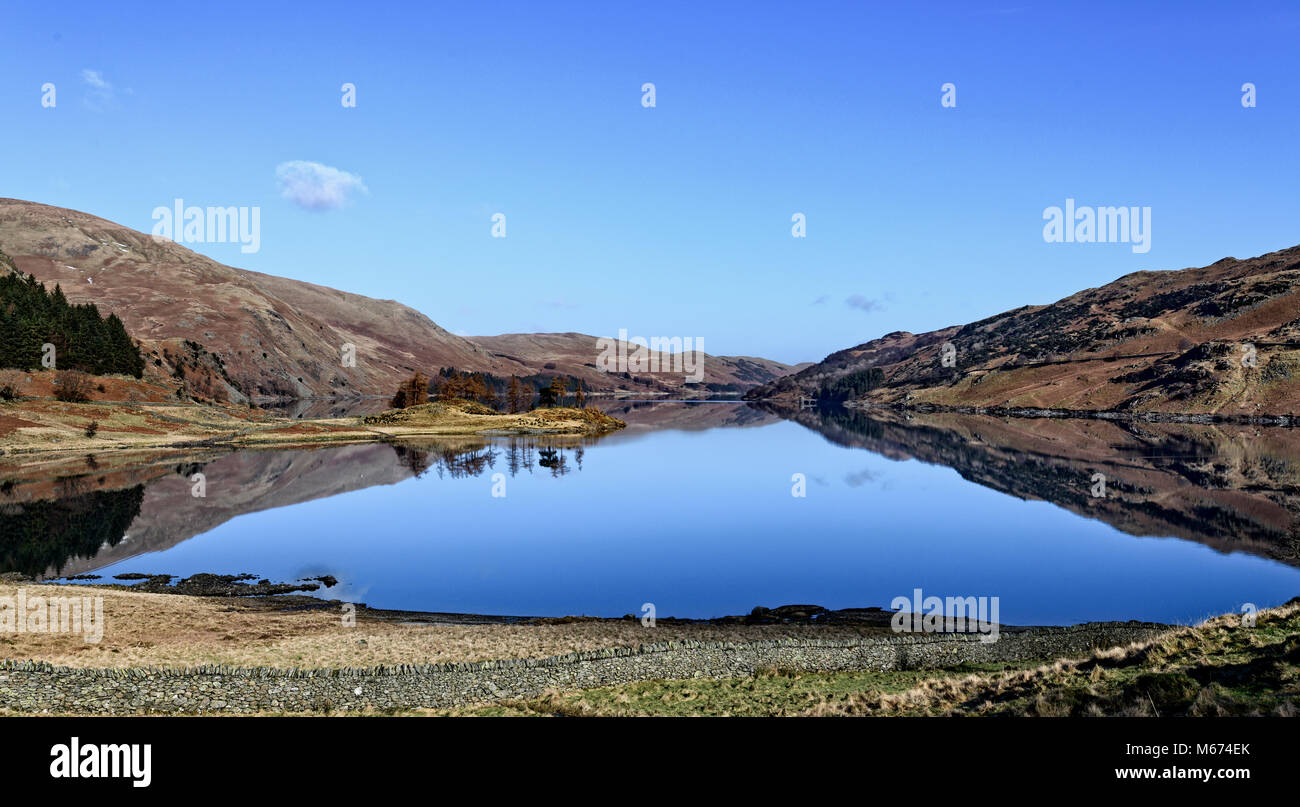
(749, 246, 1300, 417)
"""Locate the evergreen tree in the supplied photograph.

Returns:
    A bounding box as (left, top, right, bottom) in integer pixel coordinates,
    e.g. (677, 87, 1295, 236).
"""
(0, 272, 145, 377)
(538, 376, 566, 407)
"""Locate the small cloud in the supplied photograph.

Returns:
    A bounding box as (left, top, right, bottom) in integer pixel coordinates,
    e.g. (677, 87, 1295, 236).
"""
(543, 298, 579, 309)
(81, 69, 117, 109)
(844, 468, 880, 488)
(81, 69, 109, 89)
(811, 295, 829, 305)
(846, 294, 883, 313)
(275, 161, 368, 211)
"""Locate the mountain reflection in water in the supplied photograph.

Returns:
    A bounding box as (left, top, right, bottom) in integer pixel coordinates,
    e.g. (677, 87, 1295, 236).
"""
(2, 401, 1298, 623)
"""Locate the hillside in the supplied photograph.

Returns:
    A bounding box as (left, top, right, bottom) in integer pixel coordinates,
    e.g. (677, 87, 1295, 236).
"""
(0, 199, 508, 402)
(0, 265, 144, 377)
(471, 332, 805, 395)
(749, 246, 1300, 417)
(0, 199, 799, 403)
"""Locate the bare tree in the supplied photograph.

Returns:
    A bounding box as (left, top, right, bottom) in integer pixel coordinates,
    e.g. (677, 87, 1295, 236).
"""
(52, 369, 93, 403)
(0, 369, 25, 401)
(507, 376, 525, 412)
(390, 372, 429, 409)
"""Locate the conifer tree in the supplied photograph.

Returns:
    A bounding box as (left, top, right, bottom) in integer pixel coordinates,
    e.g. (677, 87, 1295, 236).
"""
(0, 272, 145, 377)
(507, 376, 524, 413)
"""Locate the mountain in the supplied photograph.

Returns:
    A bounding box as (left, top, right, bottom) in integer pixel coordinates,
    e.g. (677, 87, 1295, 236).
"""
(0, 199, 507, 402)
(470, 332, 807, 395)
(0, 199, 800, 403)
(749, 246, 1300, 417)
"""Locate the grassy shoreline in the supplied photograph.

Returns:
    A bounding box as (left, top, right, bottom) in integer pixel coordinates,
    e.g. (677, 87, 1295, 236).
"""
(1, 583, 1293, 716)
(0, 398, 625, 457)
(447, 599, 1300, 717)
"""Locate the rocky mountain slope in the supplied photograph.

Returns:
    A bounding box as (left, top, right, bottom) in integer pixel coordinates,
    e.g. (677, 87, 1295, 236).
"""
(0, 199, 799, 402)
(750, 246, 1300, 417)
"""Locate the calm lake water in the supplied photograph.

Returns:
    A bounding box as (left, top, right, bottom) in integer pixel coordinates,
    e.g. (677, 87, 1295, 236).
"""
(8, 401, 1300, 624)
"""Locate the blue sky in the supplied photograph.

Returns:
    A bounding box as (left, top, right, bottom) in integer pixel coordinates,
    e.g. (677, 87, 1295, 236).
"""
(2, 1, 1298, 365)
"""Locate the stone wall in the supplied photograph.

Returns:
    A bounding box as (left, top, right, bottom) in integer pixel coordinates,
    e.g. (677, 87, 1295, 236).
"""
(0, 622, 1167, 714)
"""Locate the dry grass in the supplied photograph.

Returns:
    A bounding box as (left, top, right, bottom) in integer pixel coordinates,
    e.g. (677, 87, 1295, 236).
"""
(7, 585, 1293, 718)
(0, 399, 624, 456)
(348, 402, 623, 438)
(0, 584, 882, 670)
(419, 601, 1300, 717)
(798, 599, 1300, 717)
(434, 662, 1045, 717)
(0, 398, 275, 454)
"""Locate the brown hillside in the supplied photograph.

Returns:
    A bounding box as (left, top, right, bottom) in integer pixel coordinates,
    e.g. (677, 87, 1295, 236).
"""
(0, 199, 799, 402)
(751, 246, 1300, 417)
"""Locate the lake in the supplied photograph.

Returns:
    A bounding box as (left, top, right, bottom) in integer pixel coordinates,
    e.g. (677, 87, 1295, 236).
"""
(6, 401, 1300, 625)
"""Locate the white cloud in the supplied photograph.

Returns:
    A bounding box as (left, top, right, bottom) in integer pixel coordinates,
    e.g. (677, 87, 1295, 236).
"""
(81, 69, 110, 89)
(275, 161, 368, 211)
(81, 69, 115, 109)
